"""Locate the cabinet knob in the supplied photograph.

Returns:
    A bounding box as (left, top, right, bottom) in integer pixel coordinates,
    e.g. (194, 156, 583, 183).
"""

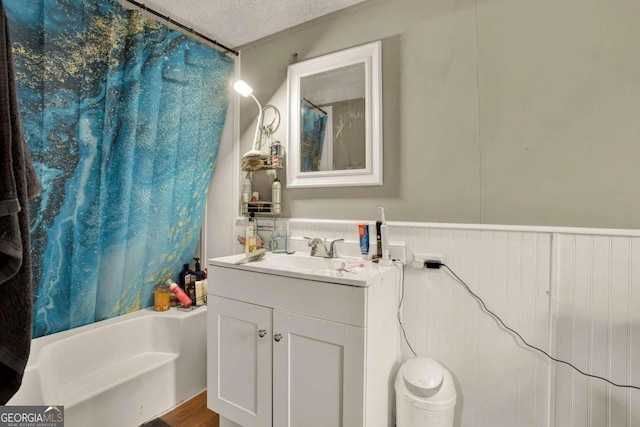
(274, 333, 283, 342)
(258, 329, 267, 338)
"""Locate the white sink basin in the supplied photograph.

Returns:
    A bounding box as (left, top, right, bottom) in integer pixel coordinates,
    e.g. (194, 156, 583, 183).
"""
(263, 255, 347, 272)
(209, 253, 392, 287)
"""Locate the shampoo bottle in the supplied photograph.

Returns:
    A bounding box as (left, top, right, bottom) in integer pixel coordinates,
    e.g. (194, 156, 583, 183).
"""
(179, 263, 191, 291)
(192, 257, 205, 306)
(272, 177, 281, 214)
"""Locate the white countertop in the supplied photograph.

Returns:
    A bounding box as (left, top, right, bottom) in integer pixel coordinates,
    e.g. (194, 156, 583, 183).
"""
(208, 252, 396, 287)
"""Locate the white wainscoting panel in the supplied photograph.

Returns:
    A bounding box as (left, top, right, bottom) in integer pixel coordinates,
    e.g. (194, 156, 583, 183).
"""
(554, 234, 640, 427)
(398, 226, 552, 427)
(225, 218, 640, 427)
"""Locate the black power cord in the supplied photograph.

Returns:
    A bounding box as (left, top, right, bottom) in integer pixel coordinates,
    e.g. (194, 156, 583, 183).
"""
(396, 262, 417, 357)
(419, 260, 639, 391)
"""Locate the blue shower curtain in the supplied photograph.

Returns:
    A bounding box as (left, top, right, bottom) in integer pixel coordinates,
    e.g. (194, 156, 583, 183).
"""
(5, 0, 233, 337)
(300, 102, 327, 172)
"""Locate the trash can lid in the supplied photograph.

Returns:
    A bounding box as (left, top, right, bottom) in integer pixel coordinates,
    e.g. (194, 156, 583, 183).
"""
(402, 357, 445, 397)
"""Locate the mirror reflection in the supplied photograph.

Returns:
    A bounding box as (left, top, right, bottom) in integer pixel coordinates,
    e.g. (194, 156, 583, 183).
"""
(300, 63, 365, 172)
(287, 40, 382, 188)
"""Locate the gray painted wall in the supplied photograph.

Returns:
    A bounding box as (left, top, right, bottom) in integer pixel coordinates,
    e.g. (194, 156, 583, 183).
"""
(235, 0, 640, 229)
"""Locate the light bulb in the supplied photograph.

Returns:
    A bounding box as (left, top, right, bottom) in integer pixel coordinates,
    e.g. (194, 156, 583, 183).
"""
(233, 80, 253, 97)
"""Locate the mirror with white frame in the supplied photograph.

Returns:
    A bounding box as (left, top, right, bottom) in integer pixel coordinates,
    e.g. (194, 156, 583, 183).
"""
(287, 41, 382, 188)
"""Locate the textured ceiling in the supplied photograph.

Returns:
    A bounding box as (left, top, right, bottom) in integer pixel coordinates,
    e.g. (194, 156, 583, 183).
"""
(129, 0, 367, 49)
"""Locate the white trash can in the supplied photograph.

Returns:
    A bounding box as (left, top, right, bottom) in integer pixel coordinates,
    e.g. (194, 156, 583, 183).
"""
(395, 357, 456, 427)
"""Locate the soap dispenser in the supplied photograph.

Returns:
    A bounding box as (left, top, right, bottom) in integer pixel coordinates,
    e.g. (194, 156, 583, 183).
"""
(193, 257, 205, 281)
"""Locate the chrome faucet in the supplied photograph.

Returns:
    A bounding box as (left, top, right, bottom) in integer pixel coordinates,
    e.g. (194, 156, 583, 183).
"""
(304, 237, 344, 258)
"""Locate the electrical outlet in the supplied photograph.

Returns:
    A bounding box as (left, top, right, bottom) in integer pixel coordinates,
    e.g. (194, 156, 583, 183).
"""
(411, 253, 444, 268)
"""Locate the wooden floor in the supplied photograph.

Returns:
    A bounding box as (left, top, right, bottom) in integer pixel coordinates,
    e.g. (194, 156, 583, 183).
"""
(142, 391, 219, 427)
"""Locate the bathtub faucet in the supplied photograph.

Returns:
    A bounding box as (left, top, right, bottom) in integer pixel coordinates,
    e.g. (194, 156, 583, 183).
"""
(304, 237, 344, 258)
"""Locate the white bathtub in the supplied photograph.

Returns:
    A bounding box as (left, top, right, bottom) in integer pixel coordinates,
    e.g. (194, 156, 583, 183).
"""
(8, 306, 207, 427)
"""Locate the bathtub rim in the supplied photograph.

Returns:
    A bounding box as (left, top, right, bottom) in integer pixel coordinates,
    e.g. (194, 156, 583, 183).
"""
(26, 306, 206, 365)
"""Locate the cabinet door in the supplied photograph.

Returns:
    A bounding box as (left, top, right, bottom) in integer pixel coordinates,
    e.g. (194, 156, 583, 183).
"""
(272, 310, 365, 427)
(208, 296, 273, 427)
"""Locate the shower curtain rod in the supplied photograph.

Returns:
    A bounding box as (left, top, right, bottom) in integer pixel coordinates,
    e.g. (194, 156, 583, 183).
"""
(303, 97, 327, 115)
(121, 0, 239, 56)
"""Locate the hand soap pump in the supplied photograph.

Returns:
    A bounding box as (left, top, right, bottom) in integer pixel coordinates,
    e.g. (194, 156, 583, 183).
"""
(193, 257, 205, 281)
(379, 207, 393, 266)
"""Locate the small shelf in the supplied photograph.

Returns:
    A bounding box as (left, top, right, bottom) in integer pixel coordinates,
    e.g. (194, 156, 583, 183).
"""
(241, 155, 285, 172)
(241, 201, 282, 217)
(241, 152, 285, 217)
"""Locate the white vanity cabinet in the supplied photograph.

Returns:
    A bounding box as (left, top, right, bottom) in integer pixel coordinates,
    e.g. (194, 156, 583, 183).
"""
(207, 255, 399, 427)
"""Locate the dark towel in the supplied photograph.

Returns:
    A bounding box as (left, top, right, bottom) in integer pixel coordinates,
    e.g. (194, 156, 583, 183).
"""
(0, 1, 41, 404)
